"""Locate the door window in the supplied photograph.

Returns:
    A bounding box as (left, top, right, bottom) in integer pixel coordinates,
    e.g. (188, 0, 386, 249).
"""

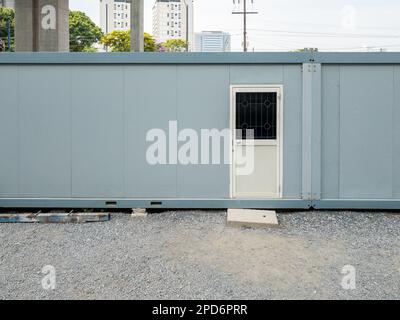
(235, 92, 277, 140)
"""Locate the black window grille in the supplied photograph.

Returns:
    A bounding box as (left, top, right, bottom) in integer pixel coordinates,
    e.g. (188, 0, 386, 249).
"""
(235, 92, 277, 140)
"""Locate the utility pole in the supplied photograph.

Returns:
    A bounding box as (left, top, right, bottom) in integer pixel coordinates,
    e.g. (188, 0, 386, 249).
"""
(131, 0, 144, 52)
(183, 0, 192, 52)
(232, 0, 258, 52)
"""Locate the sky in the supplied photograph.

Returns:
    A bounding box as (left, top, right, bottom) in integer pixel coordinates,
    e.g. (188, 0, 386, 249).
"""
(69, 0, 400, 52)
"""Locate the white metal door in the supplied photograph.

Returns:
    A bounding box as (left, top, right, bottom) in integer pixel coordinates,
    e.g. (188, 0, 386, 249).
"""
(231, 86, 282, 199)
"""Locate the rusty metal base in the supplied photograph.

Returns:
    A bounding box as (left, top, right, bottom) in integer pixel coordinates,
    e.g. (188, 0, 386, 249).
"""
(0, 212, 110, 223)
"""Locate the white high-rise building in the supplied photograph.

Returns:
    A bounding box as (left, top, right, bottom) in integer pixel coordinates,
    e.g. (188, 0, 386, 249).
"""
(153, 0, 194, 51)
(0, 0, 15, 8)
(100, 0, 131, 34)
(195, 31, 231, 52)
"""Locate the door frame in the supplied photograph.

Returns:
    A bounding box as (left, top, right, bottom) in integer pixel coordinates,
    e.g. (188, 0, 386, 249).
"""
(230, 84, 284, 199)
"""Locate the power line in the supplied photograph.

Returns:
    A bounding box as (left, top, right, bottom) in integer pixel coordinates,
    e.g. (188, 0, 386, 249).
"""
(222, 28, 400, 39)
(248, 29, 399, 38)
(239, 19, 400, 32)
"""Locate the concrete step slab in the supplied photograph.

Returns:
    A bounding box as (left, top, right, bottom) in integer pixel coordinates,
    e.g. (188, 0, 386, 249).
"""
(227, 209, 279, 229)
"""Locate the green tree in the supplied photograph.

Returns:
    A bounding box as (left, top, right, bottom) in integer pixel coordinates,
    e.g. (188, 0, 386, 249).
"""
(0, 7, 15, 51)
(69, 11, 103, 52)
(100, 30, 130, 52)
(100, 30, 157, 52)
(82, 46, 98, 53)
(162, 39, 188, 52)
(144, 33, 158, 52)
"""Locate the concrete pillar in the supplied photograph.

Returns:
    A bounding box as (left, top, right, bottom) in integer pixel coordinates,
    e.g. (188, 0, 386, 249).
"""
(130, 0, 143, 52)
(15, 0, 69, 52)
(14, 0, 34, 51)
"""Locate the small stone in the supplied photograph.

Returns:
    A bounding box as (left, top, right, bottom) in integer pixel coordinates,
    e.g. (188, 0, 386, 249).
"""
(132, 208, 148, 218)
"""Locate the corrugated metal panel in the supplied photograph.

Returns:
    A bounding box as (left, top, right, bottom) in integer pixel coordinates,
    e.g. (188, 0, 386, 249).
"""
(394, 66, 400, 198)
(339, 65, 393, 199)
(0, 66, 18, 197)
(19, 67, 71, 197)
(176, 65, 230, 198)
(282, 65, 303, 199)
(71, 66, 125, 197)
(321, 65, 399, 200)
(321, 65, 340, 199)
(124, 65, 178, 197)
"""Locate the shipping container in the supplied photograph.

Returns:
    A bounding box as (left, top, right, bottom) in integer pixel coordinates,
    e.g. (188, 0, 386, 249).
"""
(0, 52, 399, 209)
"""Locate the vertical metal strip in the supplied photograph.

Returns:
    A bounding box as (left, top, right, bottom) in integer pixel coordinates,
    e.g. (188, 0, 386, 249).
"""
(302, 62, 322, 202)
(302, 63, 313, 200)
(311, 63, 322, 200)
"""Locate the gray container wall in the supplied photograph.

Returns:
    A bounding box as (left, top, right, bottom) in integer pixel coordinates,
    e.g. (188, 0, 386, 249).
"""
(0, 64, 303, 200)
(1, 52, 400, 209)
(321, 65, 400, 200)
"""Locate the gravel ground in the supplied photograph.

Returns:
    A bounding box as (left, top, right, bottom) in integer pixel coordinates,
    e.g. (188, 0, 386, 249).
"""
(0, 210, 400, 300)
